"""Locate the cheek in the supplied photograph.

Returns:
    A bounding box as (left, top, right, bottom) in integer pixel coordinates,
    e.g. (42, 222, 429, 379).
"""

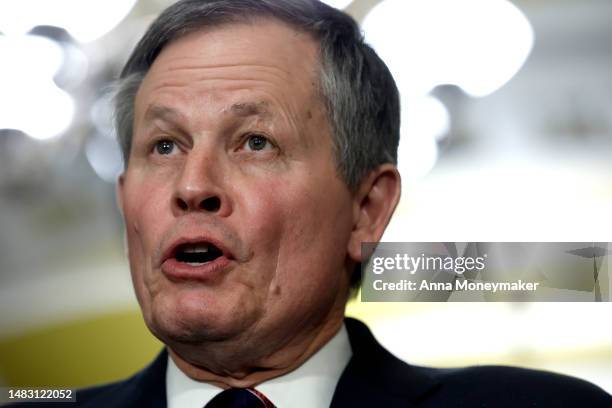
(122, 177, 171, 278)
(125, 171, 170, 235)
(233, 178, 288, 277)
(239, 173, 353, 298)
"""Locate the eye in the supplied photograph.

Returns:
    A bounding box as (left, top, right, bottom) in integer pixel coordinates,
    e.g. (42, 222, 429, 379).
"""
(245, 134, 272, 152)
(154, 139, 176, 155)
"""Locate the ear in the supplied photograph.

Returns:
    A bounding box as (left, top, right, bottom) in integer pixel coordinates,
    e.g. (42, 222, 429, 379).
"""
(116, 173, 131, 256)
(116, 173, 126, 217)
(347, 164, 401, 263)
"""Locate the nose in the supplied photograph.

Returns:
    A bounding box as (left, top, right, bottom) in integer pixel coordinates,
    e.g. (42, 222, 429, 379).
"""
(172, 151, 231, 217)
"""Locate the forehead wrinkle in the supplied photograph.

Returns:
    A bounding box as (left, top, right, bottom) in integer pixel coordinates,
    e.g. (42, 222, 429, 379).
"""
(144, 64, 305, 106)
(142, 75, 308, 133)
(163, 61, 292, 79)
(156, 56, 297, 86)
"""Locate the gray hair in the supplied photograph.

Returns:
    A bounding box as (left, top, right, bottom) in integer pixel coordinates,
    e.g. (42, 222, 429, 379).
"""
(114, 0, 400, 191)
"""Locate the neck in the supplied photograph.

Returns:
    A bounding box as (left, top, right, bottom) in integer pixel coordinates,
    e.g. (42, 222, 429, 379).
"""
(168, 312, 345, 388)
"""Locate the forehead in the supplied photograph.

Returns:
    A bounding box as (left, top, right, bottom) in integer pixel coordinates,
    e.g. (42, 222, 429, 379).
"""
(135, 19, 322, 117)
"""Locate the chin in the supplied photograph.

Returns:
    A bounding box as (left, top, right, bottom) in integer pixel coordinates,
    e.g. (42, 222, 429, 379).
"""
(145, 289, 258, 344)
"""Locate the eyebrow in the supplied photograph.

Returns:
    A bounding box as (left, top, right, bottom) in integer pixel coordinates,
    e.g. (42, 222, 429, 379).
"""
(143, 104, 185, 126)
(229, 101, 272, 119)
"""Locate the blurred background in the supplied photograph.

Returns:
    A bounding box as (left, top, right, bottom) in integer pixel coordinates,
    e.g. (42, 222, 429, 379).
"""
(1, 0, 611, 394)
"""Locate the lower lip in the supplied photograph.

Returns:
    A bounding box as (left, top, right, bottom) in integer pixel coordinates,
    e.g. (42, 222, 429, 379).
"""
(161, 256, 232, 282)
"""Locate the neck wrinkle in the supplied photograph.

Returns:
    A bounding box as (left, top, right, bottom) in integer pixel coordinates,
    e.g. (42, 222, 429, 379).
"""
(167, 312, 345, 389)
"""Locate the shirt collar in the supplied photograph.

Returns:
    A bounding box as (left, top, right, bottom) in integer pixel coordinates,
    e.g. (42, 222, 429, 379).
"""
(166, 324, 352, 408)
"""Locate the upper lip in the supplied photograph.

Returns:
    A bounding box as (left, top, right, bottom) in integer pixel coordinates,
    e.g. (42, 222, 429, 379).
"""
(161, 234, 234, 264)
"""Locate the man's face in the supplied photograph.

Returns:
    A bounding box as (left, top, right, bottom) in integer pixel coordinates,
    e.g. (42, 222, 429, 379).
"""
(118, 20, 356, 348)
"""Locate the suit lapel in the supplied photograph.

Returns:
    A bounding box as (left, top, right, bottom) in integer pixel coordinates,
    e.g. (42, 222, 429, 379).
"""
(330, 318, 440, 407)
(113, 348, 168, 408)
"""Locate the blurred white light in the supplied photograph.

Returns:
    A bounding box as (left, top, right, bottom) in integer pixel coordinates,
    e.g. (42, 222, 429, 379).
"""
(363, 0, 534, 97)
(0, 35, 74, 140)
(90, 93, 115, 137)
(85, 134, 123, 183)
(398, 95, 450, 182)
(0, 0, 137, 43)
(55, 43, 89, 89)
(320, 0, 353, 10)
(0, 34, 63, 77)
(385, 152, 612, 243)
(404, 95, 450, 141)
(0, 84, 75, 141)
(371, 303, 612, 365)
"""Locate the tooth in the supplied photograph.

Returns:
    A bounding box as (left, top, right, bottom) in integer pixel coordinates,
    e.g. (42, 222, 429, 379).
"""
(182, 244, 210, 253)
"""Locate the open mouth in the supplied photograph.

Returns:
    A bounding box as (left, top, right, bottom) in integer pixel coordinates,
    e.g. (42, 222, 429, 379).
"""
(174, 242, 224, 265)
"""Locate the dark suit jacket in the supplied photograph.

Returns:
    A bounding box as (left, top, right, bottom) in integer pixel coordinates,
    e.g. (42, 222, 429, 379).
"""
(9, 318, 612, 407)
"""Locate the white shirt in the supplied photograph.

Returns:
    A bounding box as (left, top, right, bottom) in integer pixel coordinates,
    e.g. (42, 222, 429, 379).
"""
(166, 325, 352, 408)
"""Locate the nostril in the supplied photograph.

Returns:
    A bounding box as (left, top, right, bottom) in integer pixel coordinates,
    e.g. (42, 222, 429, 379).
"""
(201, 196, 221, 212)
(176, 198, 188, 211)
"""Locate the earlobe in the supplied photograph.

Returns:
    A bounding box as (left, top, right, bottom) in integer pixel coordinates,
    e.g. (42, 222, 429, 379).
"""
(347, 164, 401, 262)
